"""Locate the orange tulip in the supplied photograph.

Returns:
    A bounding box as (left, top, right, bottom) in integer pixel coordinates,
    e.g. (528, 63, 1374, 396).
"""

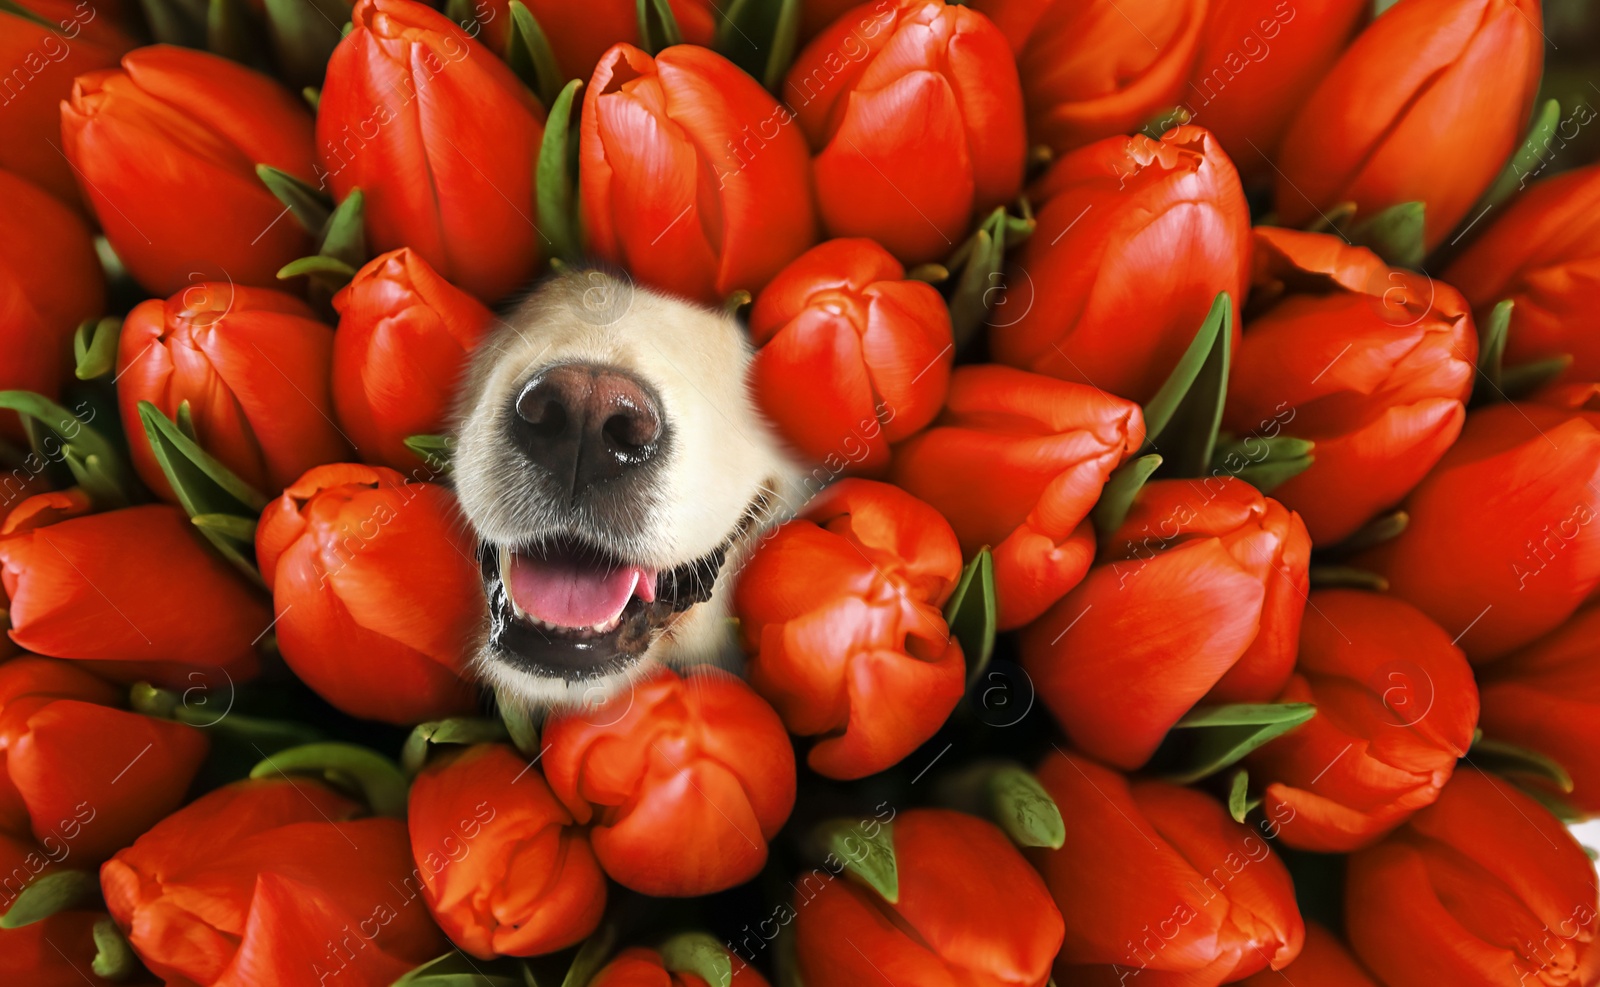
(1445, 163, 1600, 384)
(0, 168, 105, 442)
(0, 502, 268, 685)
(1246, 591, 1479, 852)
(319, 0, 545, 303)
(590, 945, 770, 987)
(1346, 768, 1599, 987)
(256, 463, 482, 724)
(1275, 0, 1543, 250)
(970, 0, 1204, 155)
(465, 0, 715, 81)
(992, 126, 1251, 404)
(734, 478, 965, 780)
(0, 656, 208, 863)
(331, 249, 496, 471)
(582, 43, 817, 303)
(1478, 606, 1600, 814)
(748, 239, 953, 474)
(786, 0, 1025, 265)
(1361, 389, 1600, 662)
(408, 743, 604, 958)
(61, 45, 317, 296)
(891, 365, 1144, 628)
(117, 283, 350, 502)
(1033, 749, 1304, 985)
(101, 777, 447, 987)
(1225, 227, 1476, 543)
(1021, 477, 1310, 769)
(541, 666, 795, 896)
(1238, 924, 1380, 987)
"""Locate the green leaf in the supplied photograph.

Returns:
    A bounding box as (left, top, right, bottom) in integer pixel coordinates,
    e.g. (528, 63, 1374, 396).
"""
(92, 918, 138, 981)
(277, 254, 358, 281)
(818, 819, 897, 903)
(1091, 453, 1162, 537)
(1307, 565, 1388, 591)
(249, 742, 409, 818)
(319, 188, 368, 271)
(536, 79, 585, 265)
(499, 701, 541, 758)
(946, 207, 1034, 350)
(208, 0, 267, 68)
(1141, 293, 1232, 477)
(1209, 435, 1314, 495)
(1502, 354, 1572, 400)
(945, 549, 996, 684)
(262, 0, 346, 89)
(659, 932, 733, 987)
(405, 434, 456, 474)
(303, 86, 321, 111)
(507, 1, 564, 106)
(1350, 201, 1425, 270)
(762, 0, 801, 90)
(1327, 509, 1408, 555)
(987, 763, 1064, 849)
(560, 925, 618, 987)
(1471, 737, 1575, 793)
(1150, 703, 1317, 785)
(138, 0, 208, 45)
(401, 718, 510, 775)
(256, 164, 333, 235)
(1472, 299, 1515, 402)
(192, 513, 259, 543)
(0, 871, 98, 929)
(1475, 99, 1563, 220)
(0, 390, 133, 508)
(391, 951, 525, 987)
(74, 316, 122, 381)
(1228, 769, 1262, 824)
(637, 0, 683, 53)
(137, 402, 266, 581)
(1373, 0, 1400, 14)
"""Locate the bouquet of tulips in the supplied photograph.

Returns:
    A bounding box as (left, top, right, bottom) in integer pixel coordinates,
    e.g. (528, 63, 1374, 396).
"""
(4, 0, 1600, 983)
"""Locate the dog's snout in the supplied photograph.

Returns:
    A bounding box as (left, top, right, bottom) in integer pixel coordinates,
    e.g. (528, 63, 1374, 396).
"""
(512, 364, 663, 490)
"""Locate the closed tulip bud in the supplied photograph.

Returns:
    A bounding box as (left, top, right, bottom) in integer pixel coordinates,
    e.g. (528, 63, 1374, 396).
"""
(992, 126, 1251, 404)
(1246, 591, 1478, 852)
(1185, 0, 1370, 177)
(583, 43, 817, 303)
(1361, 391, 1600, 662)
(1021, 477, 1310, 769)
(892, 365, 1144, 628)
(1225, 228, 1476, 543)
(467, 0, 716, 82)
(0, 169, 106, 442)
(971, 0, 1204, 155)
(117, 284, 350, 502)
(786, 0, 1025, 265)
(541, 666, 795, 896)
(1478, 606, 1600, 814)
(591, 944, 769, 987)
(256, 464, 482, 724)
(0, 656, 208, 863)
(795, 808, 1063, 986)
(1238, 924, 1380, 987)
(1034, 749, 1304, 984)
(332, 249, 496, 470)
(61, 45, 317, 296)
(1445, 164, 1600, 383)
(0, 910, 116, 987)
(734, 479, 965, 780)
(0, 503, 268, 685)
(1276, 0, 1543, 251)
(1347, 769, 1599, 986)
(748, 239, 953, 474)
(319, 0, 544, 304)
(408, 743, 604, 958)
(101, 777, 447, 986)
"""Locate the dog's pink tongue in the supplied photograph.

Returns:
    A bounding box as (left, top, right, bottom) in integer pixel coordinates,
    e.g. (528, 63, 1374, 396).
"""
(506, 551, 655, 628)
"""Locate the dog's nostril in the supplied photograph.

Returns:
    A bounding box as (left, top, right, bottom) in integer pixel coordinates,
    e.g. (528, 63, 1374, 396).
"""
(511, 364, 664, 491)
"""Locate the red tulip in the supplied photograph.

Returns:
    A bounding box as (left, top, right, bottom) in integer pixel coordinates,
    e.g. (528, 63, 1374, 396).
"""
(1021, 477, 1311, 769)
(591, 944, 770, 987)
(332, 249, 496, 470)
(735, 478, 965, 780)
(1246, 590, 1479, 852)
(992, 126, 1251, 404)
(891, 365, 1144, 628)
(0, 656, 207, 863)
(1478, 605, 1600, 814)
(748, 239, 953, 473)
(1034, 749, 1303, 984)
(0, 502, 269, 685)
(255, 463, 482, 724)
(970, 0, 1204, 155)
(1445, 163, 1600, 384)
(117, 284, 350, 502)
(408, 743, 605, 958)
(582, 43, 817, 303)
(319, 0, 545, 303)
(1275, 0, 1543, 250)
(100, 777, 447, 987)
(786, 0, 1025, 265)
(1361, 390, 1600, 662)
(1237, 924, 1380, 987)
(1224, 227, 1477, 543)
(0, 910, 118, 987)
(466, 0, 715, 81)
(61, 45, 317, 296)
(1346, 768, 1599, 987)
(541, 666, 795, 896)
(0, 168, 106, 443)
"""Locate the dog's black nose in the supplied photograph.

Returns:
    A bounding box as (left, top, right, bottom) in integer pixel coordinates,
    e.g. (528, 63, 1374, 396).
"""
(512, 364, 663, 491)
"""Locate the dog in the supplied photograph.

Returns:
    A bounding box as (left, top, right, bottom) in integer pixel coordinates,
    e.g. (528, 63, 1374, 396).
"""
(452, 268, 807, 711)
